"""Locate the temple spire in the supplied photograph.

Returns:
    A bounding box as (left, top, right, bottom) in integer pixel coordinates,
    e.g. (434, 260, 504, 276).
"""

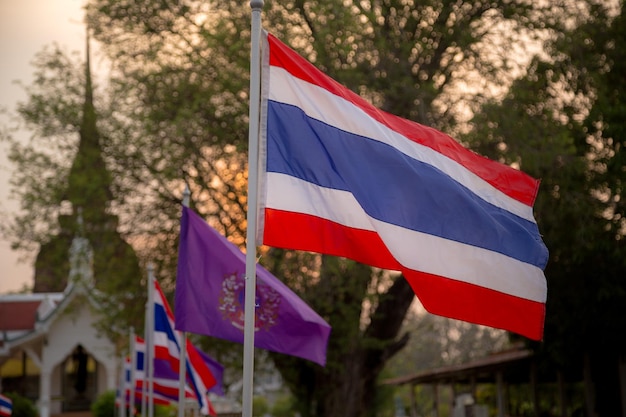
(65, 30, 113, 223)
(84, 32, 94, 114)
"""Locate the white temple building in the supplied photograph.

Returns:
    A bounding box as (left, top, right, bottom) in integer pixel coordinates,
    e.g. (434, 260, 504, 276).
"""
(0, 235, 119, 417)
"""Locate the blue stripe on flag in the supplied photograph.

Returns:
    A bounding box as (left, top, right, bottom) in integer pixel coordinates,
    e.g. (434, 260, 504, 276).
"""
(266, 101, 548, 268)
(154, 304, 179, 345)
(0, 394, 12, 417)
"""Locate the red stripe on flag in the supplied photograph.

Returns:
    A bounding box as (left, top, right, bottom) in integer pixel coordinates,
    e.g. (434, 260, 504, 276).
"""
(267, 33, 540, 207)
(405, 271, 545, 341)
(264, 208, 544, 340)
(263, 208, 400, 270)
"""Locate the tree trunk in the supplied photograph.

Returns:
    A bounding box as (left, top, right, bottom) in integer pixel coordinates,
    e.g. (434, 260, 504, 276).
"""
(273, 257, 416, 417)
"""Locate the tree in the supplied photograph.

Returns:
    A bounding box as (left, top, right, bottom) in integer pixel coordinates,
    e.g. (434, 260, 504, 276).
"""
(550, 2, 626, 414)
(1, 45, 86, 252)
(3, 1, 568, 417)
(464, 1, 626, 414)
(0, 44, 145, 337)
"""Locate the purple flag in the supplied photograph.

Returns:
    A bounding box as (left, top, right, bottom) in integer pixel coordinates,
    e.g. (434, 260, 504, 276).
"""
(175, 206, 331, 366)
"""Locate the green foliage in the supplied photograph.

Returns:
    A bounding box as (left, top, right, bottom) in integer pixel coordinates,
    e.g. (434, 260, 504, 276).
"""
(91, 390, 117, 417)
(253, 396, 270, 417)
(2, 392, 37, 417)
(0, 44, 85, 250)
(155, 404, 177, 417)
(91, 391, 174, 417)
(462, 1, 626, 414)
(271, 394, 298, 417)
(371, 370, 397, 417)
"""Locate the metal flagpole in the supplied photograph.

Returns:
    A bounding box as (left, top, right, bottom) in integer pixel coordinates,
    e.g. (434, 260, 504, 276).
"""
(178, 186, 191, 417)
(147, 264, 156, 417)
(141, 292, 149, 417)
(130, 327, 136, 416)
(119, 355, 126, 417)
(243, 1, 264, 417)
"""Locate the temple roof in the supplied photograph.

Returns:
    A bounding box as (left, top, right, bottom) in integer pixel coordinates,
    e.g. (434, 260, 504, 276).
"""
(0, 292, 64, 347)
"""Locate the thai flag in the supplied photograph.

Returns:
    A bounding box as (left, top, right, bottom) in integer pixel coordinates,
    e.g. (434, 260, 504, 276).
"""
(117, 355, 173, 407)
(153, 279, 217, 415)
(133, 337, 198, 403)
(0, 394, 12, 417)
(115, 356, 135, 408)
(258, 32, 548, 340)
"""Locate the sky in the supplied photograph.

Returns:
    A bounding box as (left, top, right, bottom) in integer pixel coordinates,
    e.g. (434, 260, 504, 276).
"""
(0, 0, 86, 293)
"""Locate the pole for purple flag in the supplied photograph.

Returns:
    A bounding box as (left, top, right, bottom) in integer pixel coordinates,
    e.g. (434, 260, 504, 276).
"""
(178, 186, 190, 417)
(244, 1, 264, 417)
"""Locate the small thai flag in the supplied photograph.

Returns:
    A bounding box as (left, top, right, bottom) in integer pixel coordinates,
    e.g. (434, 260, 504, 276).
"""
(0, 394, 12, 417)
